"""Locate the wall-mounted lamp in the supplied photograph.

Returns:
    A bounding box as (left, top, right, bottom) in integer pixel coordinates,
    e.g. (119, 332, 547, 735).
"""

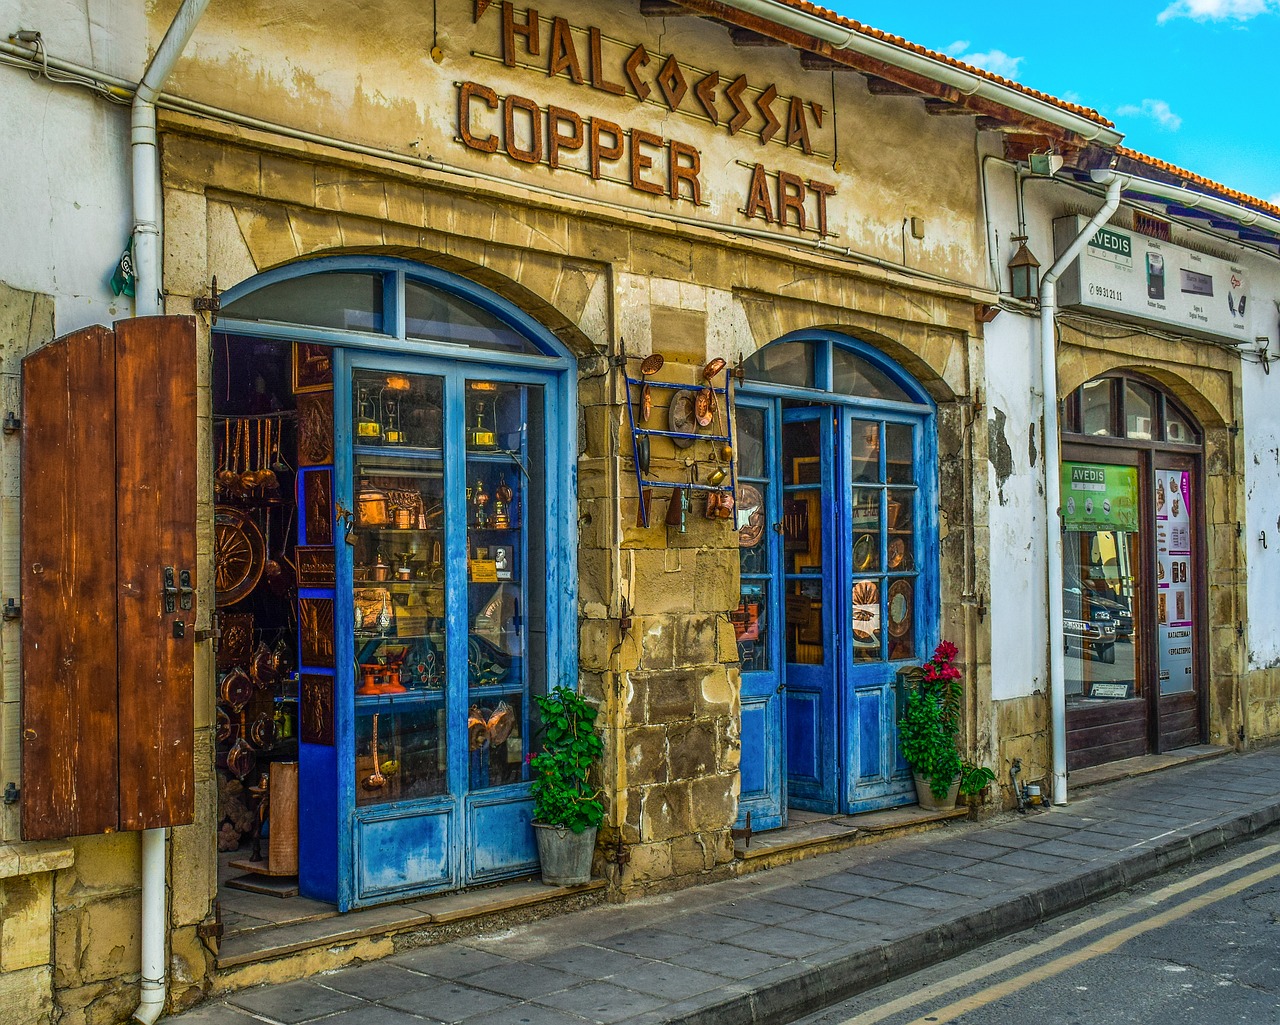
(1008, 236, 1041, 302)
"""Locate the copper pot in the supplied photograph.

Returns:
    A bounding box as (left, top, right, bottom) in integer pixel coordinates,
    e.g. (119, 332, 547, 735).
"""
(219, 667, 253, 710)
(357, 478, 391, 527)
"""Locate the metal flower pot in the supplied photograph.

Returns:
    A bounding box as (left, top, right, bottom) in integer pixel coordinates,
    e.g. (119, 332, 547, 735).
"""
(533, 823, 597, 886)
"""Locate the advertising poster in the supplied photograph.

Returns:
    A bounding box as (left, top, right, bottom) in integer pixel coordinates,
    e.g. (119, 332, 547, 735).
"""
(1156, 470, 1195, 694)
(1061, 462, 1139, 531)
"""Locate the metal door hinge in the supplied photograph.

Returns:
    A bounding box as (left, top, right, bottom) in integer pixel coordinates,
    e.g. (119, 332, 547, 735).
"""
(193, 275, 222, 324)
(194, 612, 221, 647)
(2, 598, 19, 621)
(730, 810, 753, 849)
(196, 901, 223, 945)
(2, 412, 20, 434)
(3, 782, 18, 805)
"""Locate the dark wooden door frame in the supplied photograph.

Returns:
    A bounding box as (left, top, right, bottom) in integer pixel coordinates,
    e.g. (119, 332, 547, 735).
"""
(1061, 438, 1208, 760)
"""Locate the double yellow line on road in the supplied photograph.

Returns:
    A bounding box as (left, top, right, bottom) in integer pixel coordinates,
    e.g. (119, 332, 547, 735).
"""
(834, 843, 1280, 1025)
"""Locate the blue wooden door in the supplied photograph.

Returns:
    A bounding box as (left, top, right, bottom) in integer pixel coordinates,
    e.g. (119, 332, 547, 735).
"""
(842, 411, 930, 811)
(332, 350, 564, 908)
(780, 407, 839, 813)
(733, 398, 785, 830)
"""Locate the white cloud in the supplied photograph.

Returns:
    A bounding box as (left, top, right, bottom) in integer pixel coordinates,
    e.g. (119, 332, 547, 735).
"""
(1115, 99, 1183, 131)
(1157, 0, 1279, 23)
(1269, 192, 1280, 206)
(944, 41, 1023, 79)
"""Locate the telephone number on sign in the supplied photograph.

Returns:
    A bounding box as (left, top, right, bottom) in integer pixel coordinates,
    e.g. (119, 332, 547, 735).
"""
(1089, 284, 1123, 301)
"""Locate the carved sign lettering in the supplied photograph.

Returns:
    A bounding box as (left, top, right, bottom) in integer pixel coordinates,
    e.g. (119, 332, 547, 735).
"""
(457, 3, 836, 235)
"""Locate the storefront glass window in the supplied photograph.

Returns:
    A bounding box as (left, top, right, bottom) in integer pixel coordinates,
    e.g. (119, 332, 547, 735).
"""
(405, 281, 539, 354)
(221, 272, 384, 333)
(1062, 462, 1141, 704)
(1081, 379, 1112, 437)
(1165, 406, 1196, 445)
(350, 370, 448, 806)
(735, 406, 771, 671)
(832, 348, 910, 402)
(743, 341, 814, 389)
(1125, 381, 1157, 440)
(465, 379, 546, 788)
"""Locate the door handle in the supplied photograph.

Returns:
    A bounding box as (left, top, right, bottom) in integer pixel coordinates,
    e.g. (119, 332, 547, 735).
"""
(163, 567, 195, 614)
(776, 683, 786, 694)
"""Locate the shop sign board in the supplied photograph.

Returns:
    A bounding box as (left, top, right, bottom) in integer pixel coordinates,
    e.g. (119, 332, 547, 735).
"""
(1155, 469, 1195, 694)
(1061, 462, 1138, 531)
(1055, 215, 1251, 344)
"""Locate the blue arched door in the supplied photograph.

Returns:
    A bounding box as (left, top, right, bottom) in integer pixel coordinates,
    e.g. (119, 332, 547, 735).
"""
(216, 257, 577, 909)
(734, 334, 937, 826)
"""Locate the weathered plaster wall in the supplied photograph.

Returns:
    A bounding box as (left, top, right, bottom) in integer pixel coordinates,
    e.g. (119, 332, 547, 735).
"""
(158, 0, 991, 289)
(982, 311, 1047, 704)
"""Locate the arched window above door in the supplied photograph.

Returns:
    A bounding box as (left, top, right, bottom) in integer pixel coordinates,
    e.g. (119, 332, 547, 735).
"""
(218, 256, 571, 363)
(1063, 374, 1201, 446)
(741, 334, 924, 407)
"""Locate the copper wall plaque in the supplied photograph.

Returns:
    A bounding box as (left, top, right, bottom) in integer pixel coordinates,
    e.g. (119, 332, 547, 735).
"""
(296, 546, 336, 588)
(297, 390, 334, 466)
(298, 598, 335, 668)
(300, 673, 335, 746)
(302, 469, 333, 546)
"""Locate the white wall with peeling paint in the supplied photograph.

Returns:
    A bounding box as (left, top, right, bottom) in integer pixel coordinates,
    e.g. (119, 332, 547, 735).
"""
(0, 1, 145, 333)
(1243, 352, 1280, 668)
(984, 310, 1048, 701)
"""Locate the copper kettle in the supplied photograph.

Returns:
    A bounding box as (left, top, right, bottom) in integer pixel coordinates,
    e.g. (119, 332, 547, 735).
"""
(357, 478, 391, 527)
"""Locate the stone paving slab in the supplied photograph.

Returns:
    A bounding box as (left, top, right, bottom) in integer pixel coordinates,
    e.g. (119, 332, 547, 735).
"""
(176, 748, 1280, 1025)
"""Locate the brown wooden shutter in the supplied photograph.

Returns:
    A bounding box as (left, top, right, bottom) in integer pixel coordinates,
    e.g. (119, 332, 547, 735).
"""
(21, 326, 120, 839)
(21, 316, 197, 839)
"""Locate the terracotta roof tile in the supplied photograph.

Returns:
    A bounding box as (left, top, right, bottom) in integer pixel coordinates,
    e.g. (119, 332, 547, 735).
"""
(759, 0, 1114, 128)
(1116, 146, 1280, 220)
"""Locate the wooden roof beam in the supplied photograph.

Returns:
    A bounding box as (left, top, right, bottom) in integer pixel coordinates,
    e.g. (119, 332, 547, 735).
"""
(730, 27, 786, 46)
(864, 75, 917, 95)
(666, 0, 1091, 151)
(639, 1, 691, 15)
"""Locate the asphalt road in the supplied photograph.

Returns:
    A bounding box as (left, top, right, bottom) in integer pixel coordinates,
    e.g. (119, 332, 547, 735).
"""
(792, 833, 1280, 1025)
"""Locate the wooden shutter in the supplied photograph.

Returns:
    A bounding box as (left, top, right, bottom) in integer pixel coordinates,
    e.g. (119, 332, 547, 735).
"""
(21, 327, 120, 839)
(21, 316, 197, 839)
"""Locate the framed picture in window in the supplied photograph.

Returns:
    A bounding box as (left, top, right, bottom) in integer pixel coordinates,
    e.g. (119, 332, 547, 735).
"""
(293, 342, 333, 394)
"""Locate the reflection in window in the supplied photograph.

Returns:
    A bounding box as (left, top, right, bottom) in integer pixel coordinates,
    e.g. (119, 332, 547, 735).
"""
(1125, 381, 1156, 440)
(1082, 379, 1112, 436)
(1063, 529, 1141, 705)
(222, 272, 384, 333)
(406, 281, 539, 354)
(832, 348, 911, 402)
(742, 341, 814, 389)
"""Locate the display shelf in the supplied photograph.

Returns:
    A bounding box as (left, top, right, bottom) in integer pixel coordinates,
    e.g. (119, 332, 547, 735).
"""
(623, 362, 738, 528)
(355, 690, 444, 711)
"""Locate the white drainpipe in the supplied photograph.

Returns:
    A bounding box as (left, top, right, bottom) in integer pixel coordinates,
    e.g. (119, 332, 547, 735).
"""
(132, 0, 209, 317)
(131, 6, 208, 1022)
(1043, 178, 1122, 807)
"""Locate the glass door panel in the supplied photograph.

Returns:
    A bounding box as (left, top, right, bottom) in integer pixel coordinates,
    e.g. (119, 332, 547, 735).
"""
(349, 369, 448, 807)
(464, 379, 546, 791)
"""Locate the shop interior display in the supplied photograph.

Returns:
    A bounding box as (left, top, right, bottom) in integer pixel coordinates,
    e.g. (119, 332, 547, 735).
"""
(213, 335, 302, 886)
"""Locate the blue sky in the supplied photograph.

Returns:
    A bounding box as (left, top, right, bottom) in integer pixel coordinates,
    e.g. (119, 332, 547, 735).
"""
(824, 1, 1280, 205)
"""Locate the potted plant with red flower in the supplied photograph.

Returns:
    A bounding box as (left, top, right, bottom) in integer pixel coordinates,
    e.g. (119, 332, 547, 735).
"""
(898, 640, 966, 810)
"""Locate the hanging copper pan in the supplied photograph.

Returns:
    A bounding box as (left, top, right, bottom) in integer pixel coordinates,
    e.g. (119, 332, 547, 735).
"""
(640, 382, 652, 423)
(640, 353, 665, 376)
(702, 357, 727, 380)
(219, 667, 253, 710)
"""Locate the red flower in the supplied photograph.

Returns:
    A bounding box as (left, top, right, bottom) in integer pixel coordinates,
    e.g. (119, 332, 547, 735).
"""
(934, 640, 959, 662)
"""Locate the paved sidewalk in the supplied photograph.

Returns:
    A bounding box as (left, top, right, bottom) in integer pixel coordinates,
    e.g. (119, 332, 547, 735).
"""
(172, 748, 1280, 1025)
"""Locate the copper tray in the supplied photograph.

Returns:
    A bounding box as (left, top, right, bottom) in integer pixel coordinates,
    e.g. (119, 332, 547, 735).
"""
(214, 506, 265, 607)
(738, 484, 765, 548)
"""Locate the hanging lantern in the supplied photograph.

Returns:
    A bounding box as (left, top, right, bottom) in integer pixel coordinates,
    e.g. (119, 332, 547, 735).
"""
(1008, 236, 1041, 302)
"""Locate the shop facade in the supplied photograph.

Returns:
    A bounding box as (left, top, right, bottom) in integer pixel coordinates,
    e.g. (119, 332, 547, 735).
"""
(3, 1, 1280, 1022)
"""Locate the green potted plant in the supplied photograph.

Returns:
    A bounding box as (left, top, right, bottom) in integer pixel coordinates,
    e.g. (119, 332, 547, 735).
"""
(898, 640, 964, 810)
(529, 685, 605, 885)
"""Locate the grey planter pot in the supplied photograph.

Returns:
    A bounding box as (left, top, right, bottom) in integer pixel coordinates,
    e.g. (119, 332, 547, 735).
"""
(533, 823, 597, 886)
(913, 774, 960, 811)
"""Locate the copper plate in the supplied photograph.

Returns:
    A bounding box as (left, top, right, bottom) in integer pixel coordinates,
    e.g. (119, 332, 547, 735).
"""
(668, 389, 698, 448)
(640, 353, 665, 376)
(214, 506, 265, 607)
(640, 382, 652, 422)
(637, 435, 651, 474)
(737, 484, 765, 547)
(702, 357, 727, 379)
(888, 536, 906, 569)
(887, 579, 912, 638)
(853, 533, 875, 571)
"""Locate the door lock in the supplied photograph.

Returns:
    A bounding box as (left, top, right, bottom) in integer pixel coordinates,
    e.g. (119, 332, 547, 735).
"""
(163, 567, 195, 614)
